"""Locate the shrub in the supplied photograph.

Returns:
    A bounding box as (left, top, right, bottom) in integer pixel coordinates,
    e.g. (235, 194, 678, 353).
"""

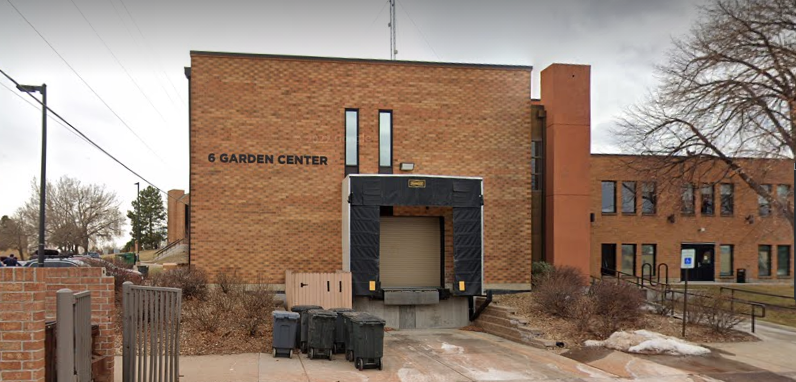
(533, 265, 587, 318)
(589, 280, 645, 336)
(531, 261, 554, 286)
(150, 267, 209, 300)
(570, 295, 597, 333)
(215, 268, 244, 294)
(684, 292, 743, 333)
(83, 258, 143, 294)
(238, 284, 276, 337)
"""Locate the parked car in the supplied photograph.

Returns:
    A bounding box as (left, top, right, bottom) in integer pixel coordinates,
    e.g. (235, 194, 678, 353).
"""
(85, 252, 101, 259)
(24, 258, 91, 268)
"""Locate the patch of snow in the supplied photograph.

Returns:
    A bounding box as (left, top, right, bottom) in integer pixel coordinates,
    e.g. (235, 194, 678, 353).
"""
(584, 330, 710, 356)
(440, 342, 464, 354)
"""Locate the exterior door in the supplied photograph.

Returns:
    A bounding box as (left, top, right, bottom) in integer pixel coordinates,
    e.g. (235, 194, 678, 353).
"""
(681, 244, 715, 281)
(601, 244, 617, 275)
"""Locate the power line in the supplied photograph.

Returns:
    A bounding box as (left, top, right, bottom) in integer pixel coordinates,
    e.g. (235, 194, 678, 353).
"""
(0, 68, 188, 206)
(5, 0, 171, 167)
(69, 0, 169, 123)
(397, 0, 441, 61)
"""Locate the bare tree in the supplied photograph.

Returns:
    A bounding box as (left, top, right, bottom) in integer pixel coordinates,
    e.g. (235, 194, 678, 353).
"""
(20, 176, 125, 253)
(0, 213, 29, 260)
(617, 0, 796, 227)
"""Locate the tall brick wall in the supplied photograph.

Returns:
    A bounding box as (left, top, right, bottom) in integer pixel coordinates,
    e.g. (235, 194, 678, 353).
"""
(189, 52, 535, 288)
(0, 267, 115, 382)
(591, 155, 794, 281)
(167, 190, 189, 244)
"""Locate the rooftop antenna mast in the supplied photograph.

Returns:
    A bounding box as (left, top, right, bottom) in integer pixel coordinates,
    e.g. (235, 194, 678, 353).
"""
(389, 0, 397, 60)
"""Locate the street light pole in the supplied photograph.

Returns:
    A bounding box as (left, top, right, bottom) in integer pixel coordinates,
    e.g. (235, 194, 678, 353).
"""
(135, 182, 140, 263)
(18, 83, 47, 267)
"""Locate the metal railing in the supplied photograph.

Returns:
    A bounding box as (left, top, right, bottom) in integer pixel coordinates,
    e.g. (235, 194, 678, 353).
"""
(153, 238, 185, 259)
(122, 282, 182, 382)
(665, 288, 767, 333)
(56, 289, 92, 382)
(719, 287, 796, 312)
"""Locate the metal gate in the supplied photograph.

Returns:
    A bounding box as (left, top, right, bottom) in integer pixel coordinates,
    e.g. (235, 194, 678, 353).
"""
(56, 289, 92, 382)
(122, 282, 182, 382)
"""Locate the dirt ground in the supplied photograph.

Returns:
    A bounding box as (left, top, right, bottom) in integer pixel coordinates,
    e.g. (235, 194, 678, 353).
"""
(494, 292, 757, 350)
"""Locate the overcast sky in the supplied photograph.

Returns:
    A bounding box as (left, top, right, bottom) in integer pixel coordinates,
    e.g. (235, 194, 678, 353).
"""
(0, 0, 705, 247)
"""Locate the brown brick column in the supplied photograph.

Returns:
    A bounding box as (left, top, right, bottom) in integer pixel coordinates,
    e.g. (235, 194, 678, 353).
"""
(0, 268, 46, 382)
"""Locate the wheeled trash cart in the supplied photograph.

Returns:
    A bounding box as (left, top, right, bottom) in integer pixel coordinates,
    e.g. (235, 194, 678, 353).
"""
(348, 313, 386, 371)
(271, 311, 299, 358)
(290, 305, 322, 353)
(330, 308, 354, 354)
(306, 309, 337, 360)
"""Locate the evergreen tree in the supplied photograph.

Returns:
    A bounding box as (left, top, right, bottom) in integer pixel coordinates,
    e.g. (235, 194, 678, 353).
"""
(127, 186, 167, 250)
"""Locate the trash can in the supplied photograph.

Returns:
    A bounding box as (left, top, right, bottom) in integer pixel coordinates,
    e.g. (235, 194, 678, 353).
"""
(137, 265, 149, 278)
(736, 268, 746, 283)
(271, 311, 300, 358)
(341, 311, 366, 361)
(330, 308, 354, 354)
(291, 305, 322, 353)
(349, 313, 386, 371)
(306, 309, 336, 360)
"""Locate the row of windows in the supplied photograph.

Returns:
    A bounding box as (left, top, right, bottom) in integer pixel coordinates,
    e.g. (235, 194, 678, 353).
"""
(601, 181, 657, 214)
(601, 181, 791, 217)
(602, 243, 791, 277)
(345, 109, 393, 174)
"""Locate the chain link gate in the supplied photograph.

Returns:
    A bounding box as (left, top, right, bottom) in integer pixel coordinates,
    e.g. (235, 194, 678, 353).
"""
(122, 282, 182, 382)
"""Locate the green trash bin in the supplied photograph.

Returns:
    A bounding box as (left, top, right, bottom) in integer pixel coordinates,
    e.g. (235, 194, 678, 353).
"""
(291, 305, 322, 353)
(341, 312, 368, 362)
(349, 313, 386, 371)
(271, 311, 300, 358)
(306, 309, 336, 360)
(330, 308, 354, 354)
(116, 252, 135, 266)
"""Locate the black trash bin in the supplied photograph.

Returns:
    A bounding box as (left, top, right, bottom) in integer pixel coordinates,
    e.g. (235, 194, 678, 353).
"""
(271, 311, 300, 358)
(341, 311, 366, 361)
(737, 268, 746, 283)
(306, 309, 337, 360)
(349, 313, 386, 371)
(330, 308, 354, 353)
(291, 305, 322, 353)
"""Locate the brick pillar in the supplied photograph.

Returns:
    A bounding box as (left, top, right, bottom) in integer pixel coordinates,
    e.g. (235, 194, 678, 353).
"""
(0, 268, 46, 382)
(541, 64, 592, 278)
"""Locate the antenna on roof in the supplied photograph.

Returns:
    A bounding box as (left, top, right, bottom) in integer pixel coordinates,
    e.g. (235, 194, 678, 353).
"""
(389, 0, 397, 60)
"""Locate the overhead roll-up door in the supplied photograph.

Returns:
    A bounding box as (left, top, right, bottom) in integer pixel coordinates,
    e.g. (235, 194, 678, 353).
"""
(379, 217, 441, 288)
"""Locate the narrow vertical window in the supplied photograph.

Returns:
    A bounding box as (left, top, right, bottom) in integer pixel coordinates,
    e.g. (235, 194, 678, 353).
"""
(531, 141, 543, 191)
(777, 245, 791, 276)
(641, 244, 656, 276)
(379, 110, 392, 174)
(621, 182, 636, 214)
(602, 181, 616, 213)
(642, 182, 657, 215)
(759, 184, 772, 217)
(682, 184, 695, 214)
(700, 184, 714, 215)
(778, 184, 790, 215)
(758, 245, 772, 277)
(621, 244, 636, 275)
(345, 109, 358, 175)
(720, 244, 733, 276)
(720, 184, 734, 216)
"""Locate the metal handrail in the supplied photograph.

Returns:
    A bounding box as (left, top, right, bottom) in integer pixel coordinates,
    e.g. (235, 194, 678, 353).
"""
(719, 287, 796, 312)
(154, 238, 184, 258)
(666, 288, 767, 333)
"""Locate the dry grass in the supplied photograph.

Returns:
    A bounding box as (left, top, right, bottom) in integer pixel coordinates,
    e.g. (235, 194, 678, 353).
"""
(494, 292, 757, 351)
(671, 284, 796, 328)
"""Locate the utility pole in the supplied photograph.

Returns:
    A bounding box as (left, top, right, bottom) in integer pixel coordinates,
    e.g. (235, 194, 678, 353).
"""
(17, 83, 47, 267)
(389, 0, 397, 60)
(793, 162, 795, 302)
(135, 182, 140, 263)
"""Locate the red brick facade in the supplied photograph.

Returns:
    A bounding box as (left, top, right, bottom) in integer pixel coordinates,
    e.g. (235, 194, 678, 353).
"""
(188, 52, 546, 288)
(591, 155, 794, 282)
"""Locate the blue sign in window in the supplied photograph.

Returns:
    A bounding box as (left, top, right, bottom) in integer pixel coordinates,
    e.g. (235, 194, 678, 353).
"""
(684, 258, 692, 265)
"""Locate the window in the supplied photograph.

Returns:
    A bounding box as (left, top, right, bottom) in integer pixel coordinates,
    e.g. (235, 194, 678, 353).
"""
(621, 244, 636, 275)
(777, 245, 791, 276)
(720, 245, 733, 276)
(681, 184, 695, 214)
(531, 141, 543, 191)
(379, 111, 392, 173)
(720, 184, 734, 216)
(641, 182, 656, 215)
(621, 182, 636, 214)
(602, 181, 616, 213)
(778, 184, 790, 214)
(759, 245, 772, 277)
(700, 184, 715, 215)
(641, 244, 656, 276)
(759, 184, 772, 217)
(345, 109, 359, 174)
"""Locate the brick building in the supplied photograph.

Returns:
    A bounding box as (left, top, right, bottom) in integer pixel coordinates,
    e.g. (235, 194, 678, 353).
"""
(180, 51, 591, 328)
(591, 155, 794, 283)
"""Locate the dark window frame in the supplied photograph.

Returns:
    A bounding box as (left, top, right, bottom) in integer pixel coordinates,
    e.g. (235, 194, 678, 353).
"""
(378, 110, 393, 174)
(344, 108, 359, 175)
(621, 181, 636, 214)
(759, 184, 772, 217)
(700, 184, 715, 216)
(641, 182, 657, 215)
(621, 243, 637, 276)
(682, 183, 695, 215)
(602, 181, 617, 214)
(641, 244, 656, 276)
(777, 245, 791, 277)
(719, 244, 734, 276)
(759, 244, 772, 277)
(531, 141, 543, 191)
(720, 183, 734, 216)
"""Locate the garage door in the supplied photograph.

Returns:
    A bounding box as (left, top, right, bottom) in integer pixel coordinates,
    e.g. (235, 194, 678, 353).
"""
(380, 217, 441, 288)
